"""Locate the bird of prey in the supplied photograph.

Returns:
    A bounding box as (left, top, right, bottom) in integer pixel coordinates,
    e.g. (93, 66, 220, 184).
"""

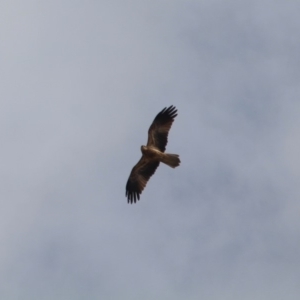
(126, 105, 180, 203)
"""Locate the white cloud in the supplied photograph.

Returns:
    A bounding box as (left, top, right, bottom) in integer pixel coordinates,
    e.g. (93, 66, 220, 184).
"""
(1, 1, 300, 299)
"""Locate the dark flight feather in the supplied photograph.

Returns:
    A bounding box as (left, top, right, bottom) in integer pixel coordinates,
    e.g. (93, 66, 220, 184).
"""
(147, 105, 177, 152)
(126, 158, 160, 203)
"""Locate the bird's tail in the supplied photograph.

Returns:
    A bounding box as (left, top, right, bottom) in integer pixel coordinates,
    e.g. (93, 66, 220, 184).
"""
(161, 153, 180, 168)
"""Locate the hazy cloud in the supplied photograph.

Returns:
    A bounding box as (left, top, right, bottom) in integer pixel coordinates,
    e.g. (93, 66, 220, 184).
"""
(1, 1, 300, 299)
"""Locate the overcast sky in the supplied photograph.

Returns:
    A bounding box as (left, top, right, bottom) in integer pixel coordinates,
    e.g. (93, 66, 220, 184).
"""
(1, 1, 300, 299)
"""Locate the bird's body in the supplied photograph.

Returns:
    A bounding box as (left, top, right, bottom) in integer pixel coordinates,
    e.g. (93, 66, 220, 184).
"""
(126, 106, 180, 203)
(141, 145, 161, 159)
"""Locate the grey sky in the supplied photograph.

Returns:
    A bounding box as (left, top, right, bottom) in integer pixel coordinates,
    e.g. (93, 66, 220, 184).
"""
(1, 1, 300, 299)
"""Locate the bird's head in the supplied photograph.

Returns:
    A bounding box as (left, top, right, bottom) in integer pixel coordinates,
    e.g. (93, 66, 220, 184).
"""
(141, 145, 147, 153)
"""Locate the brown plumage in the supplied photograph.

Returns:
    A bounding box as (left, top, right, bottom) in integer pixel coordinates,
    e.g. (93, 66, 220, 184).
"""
(126, 105, 180, 204)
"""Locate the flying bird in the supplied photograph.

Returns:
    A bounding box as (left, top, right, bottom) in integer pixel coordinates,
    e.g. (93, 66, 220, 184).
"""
(126, 105, 180, 203)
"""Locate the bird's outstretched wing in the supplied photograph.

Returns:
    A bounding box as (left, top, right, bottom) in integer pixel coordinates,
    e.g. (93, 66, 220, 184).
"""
(147, 105, 178, 152)
(126, 156, 160, 203)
